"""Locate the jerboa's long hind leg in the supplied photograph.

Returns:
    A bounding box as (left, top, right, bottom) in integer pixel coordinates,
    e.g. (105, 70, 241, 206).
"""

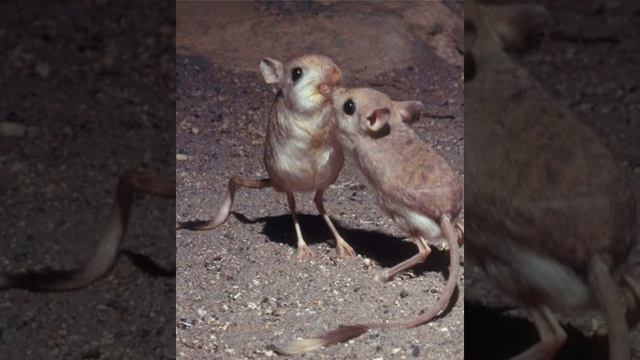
(454, 218, 464, 246)
(589, 256, 630, 360)
(401, 214, 461, 328)
(511, 306, 567, 360)
(622, 275, 640, 330)
(0, 171, 175, 292)
(176, 175, 270, 230)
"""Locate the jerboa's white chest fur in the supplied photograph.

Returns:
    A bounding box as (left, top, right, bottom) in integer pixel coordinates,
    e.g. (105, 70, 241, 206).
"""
(264, 101, 344, 193)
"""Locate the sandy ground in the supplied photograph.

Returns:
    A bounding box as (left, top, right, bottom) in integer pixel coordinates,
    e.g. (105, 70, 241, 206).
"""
(0, 2, 175, 359)
(465, 0, 640, 358)
(176, 1, 464, 359)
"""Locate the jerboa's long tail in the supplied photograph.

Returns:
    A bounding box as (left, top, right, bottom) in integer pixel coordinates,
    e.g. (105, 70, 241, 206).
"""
(273, 214, 461, 355)
(176, 175, 271, 230)
(0, 171, 175, 292)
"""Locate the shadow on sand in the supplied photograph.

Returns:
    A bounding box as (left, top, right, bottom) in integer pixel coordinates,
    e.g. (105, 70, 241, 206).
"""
(122, 250, 176, 277)
(465, 301, 608, 360)
(231, 211, 453, 279)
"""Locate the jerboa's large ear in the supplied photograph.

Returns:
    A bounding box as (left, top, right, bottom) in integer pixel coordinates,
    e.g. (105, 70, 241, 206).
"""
(394, 101, 424, 123)
(259, 57, 284, 84)
(365, 108, 390, 133)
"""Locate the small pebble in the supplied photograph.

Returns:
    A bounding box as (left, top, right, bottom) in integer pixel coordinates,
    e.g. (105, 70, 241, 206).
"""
(411, 345, 420, 357)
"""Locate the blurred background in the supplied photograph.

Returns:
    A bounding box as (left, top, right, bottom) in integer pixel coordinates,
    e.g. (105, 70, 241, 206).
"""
(465, 0, 640, 358)
(0, 1, 175, 359)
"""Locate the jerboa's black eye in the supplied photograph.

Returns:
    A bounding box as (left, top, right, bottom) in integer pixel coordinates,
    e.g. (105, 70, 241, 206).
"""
(291, 67, 303, 82)
(343, 99, 356, 115)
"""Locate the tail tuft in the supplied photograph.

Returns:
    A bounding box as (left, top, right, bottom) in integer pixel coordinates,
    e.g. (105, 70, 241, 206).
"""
(273, 324, 370, 355)
(176, 219, 218, 231)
